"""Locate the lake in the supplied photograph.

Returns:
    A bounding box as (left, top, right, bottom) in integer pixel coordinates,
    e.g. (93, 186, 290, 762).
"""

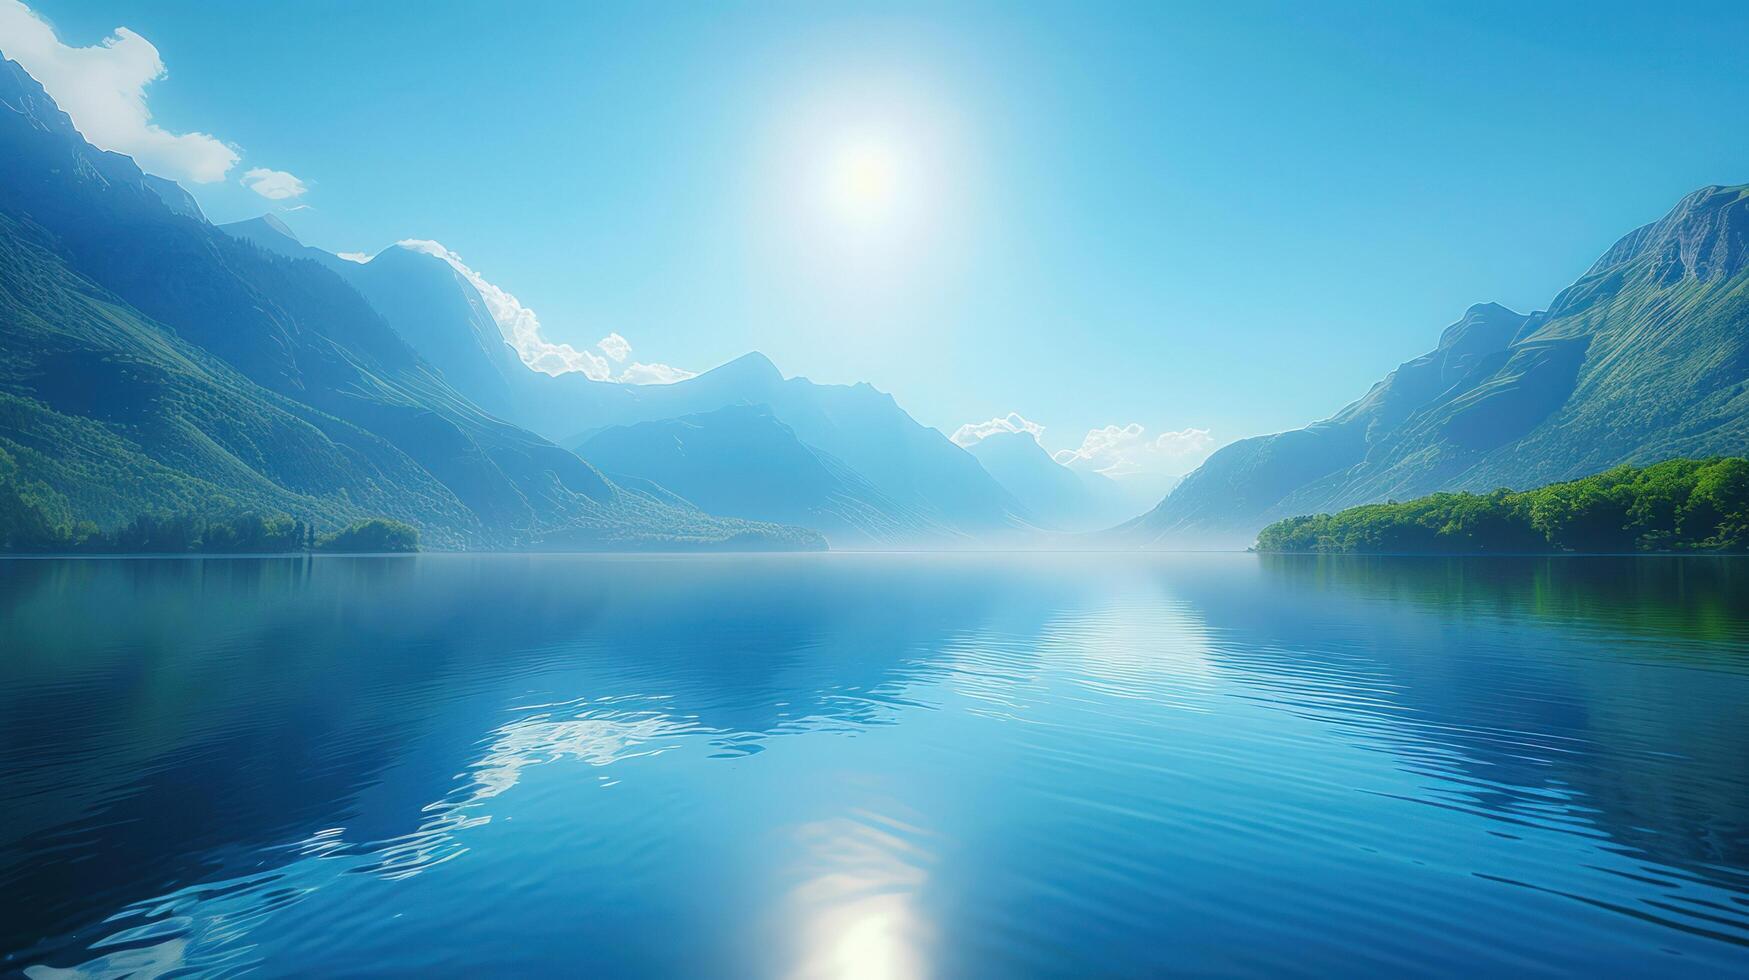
(2, 553, 1747, 976)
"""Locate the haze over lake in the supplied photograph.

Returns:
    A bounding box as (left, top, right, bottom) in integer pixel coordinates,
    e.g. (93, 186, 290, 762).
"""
(4, 554, 1746, 976)
(7, 2, 1749, 976)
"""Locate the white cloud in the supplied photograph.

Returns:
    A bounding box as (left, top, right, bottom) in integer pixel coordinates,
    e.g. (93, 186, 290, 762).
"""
(396, 239, 613, 380)
(0, 1, 238, 183)
(336, 251, 372, 264)
(598, 335, 693, 384)
(393, 240, 692, 385)
(597, 332, 631, 363)
(1153, 427, 1217, 457)
(241, 167, 306, 200)
(951, 412, 1044, 447)
(1054, 424, 1216, 478)
(616, 361, 697, 385)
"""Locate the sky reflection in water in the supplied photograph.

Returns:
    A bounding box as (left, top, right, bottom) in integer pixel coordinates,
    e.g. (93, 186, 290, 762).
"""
(2, 553, 1746, 976)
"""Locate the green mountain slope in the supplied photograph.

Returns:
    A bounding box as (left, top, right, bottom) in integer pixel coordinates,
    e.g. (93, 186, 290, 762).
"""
(0, 57, 818, 551)
(0, 210, 475, 541)
(1132, 184, 1749, 545)
(218, 219, 539, 425)
(1256, 457, 1749, 554)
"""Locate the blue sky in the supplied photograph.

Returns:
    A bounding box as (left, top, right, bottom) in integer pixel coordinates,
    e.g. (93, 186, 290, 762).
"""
(7, 0, 1749, 479)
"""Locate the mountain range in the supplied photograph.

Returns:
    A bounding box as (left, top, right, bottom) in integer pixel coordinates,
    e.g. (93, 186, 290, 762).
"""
(219, 208, 1052, 545)
(577, 404, 938, 545)
(7, 47, 1744, 553)
(966, 430, 1139, 533)
(0, 56, 818, 551)
(1, 54, 1114, 550)
(1127, 183, 1749, 546)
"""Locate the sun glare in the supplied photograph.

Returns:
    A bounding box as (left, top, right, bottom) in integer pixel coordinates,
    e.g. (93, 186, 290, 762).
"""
(829, 140, 900, 224)
(754, 75, 974, 293)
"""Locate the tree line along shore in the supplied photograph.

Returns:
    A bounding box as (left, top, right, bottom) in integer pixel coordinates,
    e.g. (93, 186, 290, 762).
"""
(1255, 458, 1749, 555)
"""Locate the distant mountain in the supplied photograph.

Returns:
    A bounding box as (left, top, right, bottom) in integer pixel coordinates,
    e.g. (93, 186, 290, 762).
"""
(219, 212, 313, 260)
(967, 431, 1140, 531)
(218, 212, 1027, 540)
(221, 217, 535, 422)
(560, 353, 1032, 538)
(221, 218, 648, 439)
(579, 405, 941, 545)
(1130, 184, 1749, 546)
(344, 244, 532, 418)
(218, 214, 1031, 540)
(0, 57, 817, 551)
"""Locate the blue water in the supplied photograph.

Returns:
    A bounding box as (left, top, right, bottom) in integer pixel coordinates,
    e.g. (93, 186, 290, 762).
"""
(2, 554, 1747, 976)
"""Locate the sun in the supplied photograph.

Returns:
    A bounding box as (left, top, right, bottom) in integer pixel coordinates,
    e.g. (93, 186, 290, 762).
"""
(757, 82, 971, 280)
(826, 138, 901, 225)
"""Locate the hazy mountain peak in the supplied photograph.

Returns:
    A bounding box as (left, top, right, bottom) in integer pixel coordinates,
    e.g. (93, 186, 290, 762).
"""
(252, 212, 301, 244)
(373, 240, 456, 272)
(969, 426, 1142, 531)
(577, 403, 932, 545)
(973, 429, 1048, 454)
(218, 214, 312, 261)
(703, 351, 785, 386)
(381, 240, 432, 259)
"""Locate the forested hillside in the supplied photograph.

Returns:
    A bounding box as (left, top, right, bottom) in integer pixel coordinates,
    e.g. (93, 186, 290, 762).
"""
(1132, 184, 1749, 545)
(1256, 458, 1749, 553)
(0, 56, 819, 552)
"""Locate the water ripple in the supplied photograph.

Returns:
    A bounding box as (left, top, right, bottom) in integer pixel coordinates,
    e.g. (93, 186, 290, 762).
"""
(3, 554, 1747, 975)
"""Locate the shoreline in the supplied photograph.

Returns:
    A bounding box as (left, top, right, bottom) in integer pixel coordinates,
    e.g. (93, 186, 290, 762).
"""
(4, 549, 1746, 560)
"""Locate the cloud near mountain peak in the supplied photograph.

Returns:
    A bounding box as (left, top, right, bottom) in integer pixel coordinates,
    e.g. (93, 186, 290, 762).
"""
(0, 1, 241, 183)
(1055, 423, 1215, 478)
(951, 412, 1044, 447)
(394, 240, 693, 385)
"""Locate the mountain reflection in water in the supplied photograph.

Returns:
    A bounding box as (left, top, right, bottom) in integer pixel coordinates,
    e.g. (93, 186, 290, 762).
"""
(2, 554, 1745, 976)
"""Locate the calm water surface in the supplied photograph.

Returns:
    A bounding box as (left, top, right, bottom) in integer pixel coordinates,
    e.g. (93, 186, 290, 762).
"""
(2, 553, 1747, 976)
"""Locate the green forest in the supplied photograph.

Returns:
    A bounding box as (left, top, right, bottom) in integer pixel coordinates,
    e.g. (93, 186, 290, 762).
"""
(1, 502, 419, 554)
(2, 437, 420, 553)
(1256, 457, 1749, 554)
(2, 455, 418, 553)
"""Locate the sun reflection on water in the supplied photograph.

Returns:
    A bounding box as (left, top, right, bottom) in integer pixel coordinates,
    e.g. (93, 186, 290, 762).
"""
(786, 812, 933, 980)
